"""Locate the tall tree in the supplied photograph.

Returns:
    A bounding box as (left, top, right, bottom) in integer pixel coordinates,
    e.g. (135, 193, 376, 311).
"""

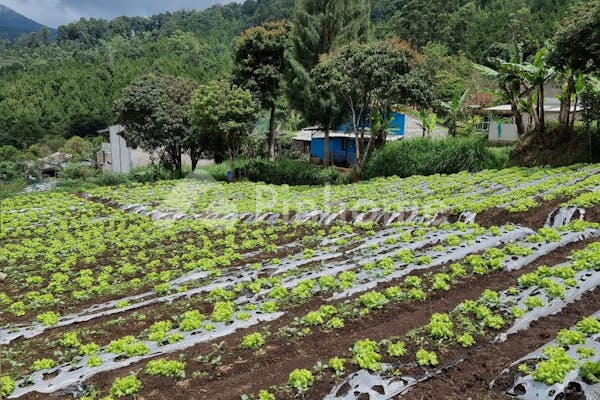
(114, 73, 198, 177)
(191, 80, 259, 181)
(313, 39, 433, 175)
(234, 20, 292, 161)
(286, 0, 370, 166)
(550, 1, 600, 74)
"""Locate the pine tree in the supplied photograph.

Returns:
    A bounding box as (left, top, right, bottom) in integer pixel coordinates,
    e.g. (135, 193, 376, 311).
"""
(286, 0, 370, 167)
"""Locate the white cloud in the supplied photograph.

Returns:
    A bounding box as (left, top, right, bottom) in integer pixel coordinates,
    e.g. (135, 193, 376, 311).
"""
(1, 0, 225, 28)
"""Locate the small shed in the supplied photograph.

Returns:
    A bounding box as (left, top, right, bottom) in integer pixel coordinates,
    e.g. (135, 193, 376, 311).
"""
(310, 132, 358, 166)
(482, 98, 582, 143)
(294, 112, 407, 166)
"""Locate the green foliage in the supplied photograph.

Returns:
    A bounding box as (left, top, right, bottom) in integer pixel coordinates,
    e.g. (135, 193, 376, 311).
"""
(352, 339, 382, 371)
(60, 331, 81, 348)
(312, 38, 432, 171)
(303, 311, 325, 326)
(148, 320, 173, 343)
(190, 80, 259, 179)
(243, 158, 342, 185)
(327, 316, 345, 329)
(106, 336, 150, 357)
(145, 359, 186, 379)
(524, 296, 544, 309)
(363, 136, 501, 179)
(109, 374, 142, 398)
(577, 317, 600, 335)
(115, 73, 198, 176)
(1, 375, 15, 397)
(257, 390, 276, 400)
(532, 346, 577, 385)
(286, 0, 371, 156)
(234, 20, 292, 159)
(240, 332, 266, 350)
(579, 361, 600, 385)
(36, 311, 59, 326)
(31, 358, 56, 371)
(262, 301, 279, 313)
(86, 356, 102, 368)
(288, 368, 314, 396)
(550, 1, 600, 73)
(457, 332, 475, 348)
(407, 288, 427, 301)
(359, 291, 389, 310)
(387, 341, 407, 357)
(211, 301, 235, 323)
(79, 342, 100, 356)
(416, 349, 439, 367)
(179, 310, 205, 332)
(576, 347, 596, 359)
(427, 313, 454, 339)
(328, 357, 346, 376)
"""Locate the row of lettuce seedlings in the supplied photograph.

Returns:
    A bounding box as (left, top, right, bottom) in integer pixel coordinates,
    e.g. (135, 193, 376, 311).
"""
(5, 223, 596, 399)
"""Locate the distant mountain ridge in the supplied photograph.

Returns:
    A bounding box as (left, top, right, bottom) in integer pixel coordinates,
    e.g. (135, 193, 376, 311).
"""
(0, 4, 51, 42)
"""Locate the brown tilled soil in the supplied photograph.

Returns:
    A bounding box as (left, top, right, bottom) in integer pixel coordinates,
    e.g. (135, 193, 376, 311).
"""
(475, 196, 570, 230)
(395, 288, 600, 400)
(12, 194, 600, 400)
(18, 235, 597, 400)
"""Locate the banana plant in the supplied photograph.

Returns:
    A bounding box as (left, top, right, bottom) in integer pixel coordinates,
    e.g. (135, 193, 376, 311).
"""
(418, 109, 438, 137)
(441, 90, 470, 137)
(499, 48, 554, 134)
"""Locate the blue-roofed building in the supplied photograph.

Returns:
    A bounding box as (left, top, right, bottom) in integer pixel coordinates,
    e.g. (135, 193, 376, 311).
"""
(293, 112, 407, 166)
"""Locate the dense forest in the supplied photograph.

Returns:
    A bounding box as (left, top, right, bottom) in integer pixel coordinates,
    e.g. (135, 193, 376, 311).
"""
(0, 0, 579, 150)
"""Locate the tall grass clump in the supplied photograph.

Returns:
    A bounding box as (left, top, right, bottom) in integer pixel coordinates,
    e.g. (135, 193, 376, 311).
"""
(363, 136, 502, 179)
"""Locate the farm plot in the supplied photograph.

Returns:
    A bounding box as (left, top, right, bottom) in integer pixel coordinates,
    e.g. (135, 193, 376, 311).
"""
(0, 165, 599, 400)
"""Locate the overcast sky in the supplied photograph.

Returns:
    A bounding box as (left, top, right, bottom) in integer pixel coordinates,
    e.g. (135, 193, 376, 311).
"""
(2, 0, 227, 28)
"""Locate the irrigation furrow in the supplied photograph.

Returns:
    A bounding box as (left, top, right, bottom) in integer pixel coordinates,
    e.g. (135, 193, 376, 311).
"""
(325, 242, 600, 400)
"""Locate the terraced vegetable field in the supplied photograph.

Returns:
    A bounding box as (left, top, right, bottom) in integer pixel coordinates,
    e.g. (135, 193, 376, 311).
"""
(1, 164, 599, 400)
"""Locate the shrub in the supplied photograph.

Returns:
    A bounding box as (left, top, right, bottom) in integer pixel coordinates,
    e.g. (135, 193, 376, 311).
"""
(243, 158, 341, 186)
(128, 164, 173, 183)
(0, 161, 21, 182)
(363, 136, 499, 179)
(59, 163, 98, 180)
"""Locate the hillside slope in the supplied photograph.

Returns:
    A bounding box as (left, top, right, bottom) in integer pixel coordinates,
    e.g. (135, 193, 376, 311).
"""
(0, 4, 48, 41)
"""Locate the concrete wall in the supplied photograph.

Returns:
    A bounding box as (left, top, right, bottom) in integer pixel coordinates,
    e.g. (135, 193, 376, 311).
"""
(109, 126, 133, 173)
(99, 125, 195, 173)
(488, 122, 519, 143)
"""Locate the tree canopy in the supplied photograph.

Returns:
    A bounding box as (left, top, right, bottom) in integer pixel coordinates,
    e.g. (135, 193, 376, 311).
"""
(313, 39, 433, 173)
(191, 80, 259, 180)
(234, 20, 292, 160)
(550, 1, 600, 73)
(114, 73, 198, 176)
